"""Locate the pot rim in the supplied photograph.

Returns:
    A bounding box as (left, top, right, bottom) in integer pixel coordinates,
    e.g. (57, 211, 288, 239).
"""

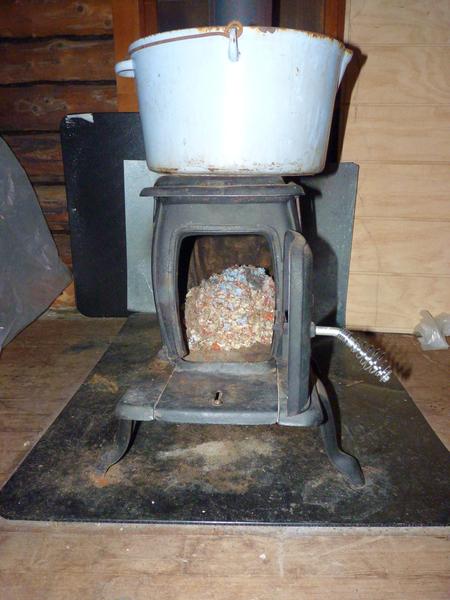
(128, 25, 349, 56)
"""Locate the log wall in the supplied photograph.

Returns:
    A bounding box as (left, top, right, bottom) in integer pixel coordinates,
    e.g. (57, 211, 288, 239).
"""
(0, 0, 117, 297)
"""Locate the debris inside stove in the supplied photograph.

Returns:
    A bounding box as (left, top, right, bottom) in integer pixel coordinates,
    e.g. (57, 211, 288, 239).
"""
(185, 265, 275, 352)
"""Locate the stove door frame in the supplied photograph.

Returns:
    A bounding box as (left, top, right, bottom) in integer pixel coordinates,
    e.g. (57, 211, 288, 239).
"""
(151, 198, 297, 361)
(283, 230, 313, 415)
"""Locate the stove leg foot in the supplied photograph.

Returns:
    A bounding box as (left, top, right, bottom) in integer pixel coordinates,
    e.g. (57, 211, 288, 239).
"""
(316, 380, 365, 486)
(96, 419, 135, 475)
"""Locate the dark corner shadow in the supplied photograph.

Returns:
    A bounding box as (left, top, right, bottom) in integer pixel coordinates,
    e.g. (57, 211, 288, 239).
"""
(335, 43, 368, 163)
(285, 169, 351, 378)
(364, 331, 413, 381)
(296, 180, 342, 431)
(312, 351, 345, 448)
(299, 179, 339, 322)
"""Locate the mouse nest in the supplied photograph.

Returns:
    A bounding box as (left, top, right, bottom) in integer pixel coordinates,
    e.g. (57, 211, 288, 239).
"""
(185, 265, 275, 352)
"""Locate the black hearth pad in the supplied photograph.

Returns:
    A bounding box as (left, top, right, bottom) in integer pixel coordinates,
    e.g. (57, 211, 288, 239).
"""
(0, 315, 448, 525)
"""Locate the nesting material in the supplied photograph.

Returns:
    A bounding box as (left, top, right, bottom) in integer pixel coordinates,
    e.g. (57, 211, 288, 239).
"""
(185, 265, 275, 352)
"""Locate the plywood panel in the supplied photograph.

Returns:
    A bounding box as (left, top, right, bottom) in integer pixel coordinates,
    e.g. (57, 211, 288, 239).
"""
(346, 273, 450, 332)
(348, 0, 450, 45)
(376, 274, 450, 331)
(0, 0, 113, 37)
(345, 273, 378, 329)
(341, 105, 450, 163)
(350, 219, 450, 276)
(0, 38, 115, 84)
(344, 46, 450, 105)
(0, 84, 117, 131)
(343, 0, 450, 333)
(354, 164, 450, 220)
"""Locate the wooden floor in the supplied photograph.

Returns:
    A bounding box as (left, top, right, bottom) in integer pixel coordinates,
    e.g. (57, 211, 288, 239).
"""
(0, 313, 448, 600)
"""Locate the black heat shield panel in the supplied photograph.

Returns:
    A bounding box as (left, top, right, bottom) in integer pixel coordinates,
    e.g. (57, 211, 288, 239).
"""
(60, 113, 145, 317)
(61, 113, 357, 324)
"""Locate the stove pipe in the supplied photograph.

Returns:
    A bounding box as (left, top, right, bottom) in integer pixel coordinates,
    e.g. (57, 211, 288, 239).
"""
(209, 0, 273, 26)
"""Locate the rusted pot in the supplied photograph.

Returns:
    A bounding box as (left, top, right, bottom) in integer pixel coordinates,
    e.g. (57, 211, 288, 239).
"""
(116, 24, 352, 175)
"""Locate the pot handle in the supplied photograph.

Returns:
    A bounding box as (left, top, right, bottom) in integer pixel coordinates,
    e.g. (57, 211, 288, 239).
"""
(115, 59, 135, 78)
(225, 21, 243, 62)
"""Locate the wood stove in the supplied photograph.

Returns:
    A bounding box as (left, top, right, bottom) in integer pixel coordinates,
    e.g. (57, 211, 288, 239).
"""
(97, 175, 391, 486)
(102, 4, 394, 487)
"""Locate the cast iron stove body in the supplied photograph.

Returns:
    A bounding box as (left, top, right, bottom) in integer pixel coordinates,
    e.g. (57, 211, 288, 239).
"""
(100, 176, 365, 485)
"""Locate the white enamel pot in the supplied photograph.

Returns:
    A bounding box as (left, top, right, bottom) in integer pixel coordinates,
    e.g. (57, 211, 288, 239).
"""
(116, 24, 352, 175)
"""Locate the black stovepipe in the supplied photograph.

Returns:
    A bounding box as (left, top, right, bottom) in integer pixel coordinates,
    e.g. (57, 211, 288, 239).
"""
(209, 0, 273, 26)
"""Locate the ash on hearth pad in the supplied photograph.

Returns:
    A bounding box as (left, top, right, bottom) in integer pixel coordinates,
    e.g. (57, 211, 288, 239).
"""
(185, 265, 275, 353)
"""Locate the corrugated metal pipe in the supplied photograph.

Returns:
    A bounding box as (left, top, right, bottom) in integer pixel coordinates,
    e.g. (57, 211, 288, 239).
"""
(313, 325, 392, 384)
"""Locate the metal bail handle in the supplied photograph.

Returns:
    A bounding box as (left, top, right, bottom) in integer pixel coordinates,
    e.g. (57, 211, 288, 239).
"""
(225, 20, 243, 62)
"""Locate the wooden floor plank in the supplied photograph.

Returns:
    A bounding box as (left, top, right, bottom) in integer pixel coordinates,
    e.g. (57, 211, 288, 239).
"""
(0, 315, 125, 486)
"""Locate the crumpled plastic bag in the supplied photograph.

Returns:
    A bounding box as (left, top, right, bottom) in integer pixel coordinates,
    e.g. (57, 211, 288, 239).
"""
(414, 310, 449, 351)
(0, 138, 71, 350)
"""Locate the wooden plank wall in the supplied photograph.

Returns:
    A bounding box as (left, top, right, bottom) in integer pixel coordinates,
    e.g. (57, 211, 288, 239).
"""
(0, 0, 117, 305)
(342, 0, 450, 333)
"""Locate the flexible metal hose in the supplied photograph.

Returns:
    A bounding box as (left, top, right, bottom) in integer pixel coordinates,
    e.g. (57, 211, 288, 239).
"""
(314, 326, 392, 383)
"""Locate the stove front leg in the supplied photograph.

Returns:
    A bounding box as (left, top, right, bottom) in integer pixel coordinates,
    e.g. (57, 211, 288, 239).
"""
(315, 379, 365, 486)
(96, 418, 135, 475)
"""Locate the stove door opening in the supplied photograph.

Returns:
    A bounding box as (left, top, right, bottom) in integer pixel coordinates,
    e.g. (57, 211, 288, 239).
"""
(178, 235, 275, 362)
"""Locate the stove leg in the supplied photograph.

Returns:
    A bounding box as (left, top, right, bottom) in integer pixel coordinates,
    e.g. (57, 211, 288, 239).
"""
(96, 419, 135, 475)
(316, 380, 365, 486)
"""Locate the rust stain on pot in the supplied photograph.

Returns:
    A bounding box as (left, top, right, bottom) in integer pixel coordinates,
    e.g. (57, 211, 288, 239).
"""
(197, 26, 225, 33)
(149, 157, 306, 176)
(150, 163, 306, 175)
(130, 24, 346, 55)
(150, 166, 179, 174)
